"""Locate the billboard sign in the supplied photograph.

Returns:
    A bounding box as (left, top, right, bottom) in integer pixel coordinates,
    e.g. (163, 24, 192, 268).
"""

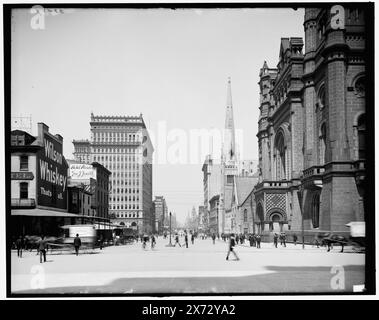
(69, 163, 97, 181)
(37, 132, 68, 210)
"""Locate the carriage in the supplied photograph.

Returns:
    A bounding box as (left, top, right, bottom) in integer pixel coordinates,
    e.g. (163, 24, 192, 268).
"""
(317, 222, 365, 253)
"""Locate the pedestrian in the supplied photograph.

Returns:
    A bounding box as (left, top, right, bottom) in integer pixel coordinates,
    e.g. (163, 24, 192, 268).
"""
(16, 235, 24, 258)
(293, 234, 298, 245)
(38, 235, 47, 263)
(226, 233, 240, 261)
(217, 233, 220, 240)
(74, 234, 81, 256)
(98, 234, 104, 250)
(174, 234, 181, 247)
(191, 233, 194, 245)
(282, 232, 286, 247)
(212, 233, 216, 245)
(235, 234, 239, 245)
(256, 234, 261, 248)
(273, 233, 278, 248)
(184, 233, 189, 248)
(151, 234, 156, 249)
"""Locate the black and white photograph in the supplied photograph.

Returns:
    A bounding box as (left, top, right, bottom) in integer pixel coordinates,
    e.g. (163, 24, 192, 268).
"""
(3, 1, 375, 299)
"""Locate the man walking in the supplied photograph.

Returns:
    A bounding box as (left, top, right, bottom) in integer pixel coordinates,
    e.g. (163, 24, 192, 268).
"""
(151, 234, 156, 249)
(184, 233, 189, 248)
(38, 235, 47, 263)
(226, 233, 240, 261)
(16, 235, 24, 258)
(74, 234, 81, 256)
(98, 234, 104, 250)
(282, 232, 286, 247)
(256, 234, 261, 249)
(212, 233, 216, 245)
(174, 234, 181, 247)
(293, 234, 298, 245)
(273, 233, 278, 248)
(191, 233, 195, 245)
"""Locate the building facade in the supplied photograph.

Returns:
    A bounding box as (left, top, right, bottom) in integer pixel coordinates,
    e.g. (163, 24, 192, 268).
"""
(73, 113, 154, 233)
(153, 196, 168, 234)
(67, 160, 111, 219)
(229, 176, 259, 234)
(255, 6, 366, 240)
(202, 155, 222, 233)
(10, 123, 75, 237)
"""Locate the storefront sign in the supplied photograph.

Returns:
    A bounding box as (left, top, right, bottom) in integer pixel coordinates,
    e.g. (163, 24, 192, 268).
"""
(11, 172, 34, 180)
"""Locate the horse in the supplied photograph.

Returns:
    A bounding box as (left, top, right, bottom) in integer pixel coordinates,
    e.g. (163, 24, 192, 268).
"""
(318, 233, 348, 252)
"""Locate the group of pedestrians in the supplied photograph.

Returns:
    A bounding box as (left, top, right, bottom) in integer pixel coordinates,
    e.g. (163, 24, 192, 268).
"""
(141, 233, 157, 250)
(273, 232, 287, 248)
(173, 232, 195, 248)
(248, 234, 262, 248)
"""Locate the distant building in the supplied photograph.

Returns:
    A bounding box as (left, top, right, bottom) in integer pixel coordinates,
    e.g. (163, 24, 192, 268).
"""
(198, 205, 206, 232)
(153, 196, 168, 234)
(238, 160, 259, 177)
(73, 113, 154, 233)
(209, 195, 220, 234)
(202, 155, 222, 232)
(202, 78, 259, 235)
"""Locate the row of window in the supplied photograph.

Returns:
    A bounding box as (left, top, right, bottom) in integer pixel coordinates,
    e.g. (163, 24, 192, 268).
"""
(110, 180, 140, 187)
(111, 204, 140, 210)
(92, 148, 140, 154)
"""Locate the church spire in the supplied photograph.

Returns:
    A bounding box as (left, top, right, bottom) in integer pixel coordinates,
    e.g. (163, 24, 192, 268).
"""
(223, 77, 236, 162)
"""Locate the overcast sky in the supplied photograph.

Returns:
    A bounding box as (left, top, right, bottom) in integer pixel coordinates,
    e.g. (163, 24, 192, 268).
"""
(11, 7, 304, 223)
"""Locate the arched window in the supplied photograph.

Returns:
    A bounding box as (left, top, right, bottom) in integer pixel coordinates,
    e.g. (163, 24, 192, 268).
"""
(357, 114, 366, 159)
(355, 77, 365, 97)
(318, 85, 326, 109)
(274, 132, 286, 180)
(243, 209, 248, 222)
(319, 123, 327, 165)
(312, 194, 320, 229)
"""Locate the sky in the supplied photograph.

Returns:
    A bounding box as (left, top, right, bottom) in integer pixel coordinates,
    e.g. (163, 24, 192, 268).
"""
(11, 7, 304, 224)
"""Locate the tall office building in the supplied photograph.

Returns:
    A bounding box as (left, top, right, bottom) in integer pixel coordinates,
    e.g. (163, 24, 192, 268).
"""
(73, 113, 154, 233)
(153, 196, 168, 234)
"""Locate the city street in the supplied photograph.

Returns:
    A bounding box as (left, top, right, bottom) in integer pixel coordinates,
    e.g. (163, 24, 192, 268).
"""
(11, 236, 365, 294)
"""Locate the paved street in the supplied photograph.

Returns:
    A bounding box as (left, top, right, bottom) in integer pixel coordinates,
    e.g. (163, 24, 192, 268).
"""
(11, 237, 365, 294)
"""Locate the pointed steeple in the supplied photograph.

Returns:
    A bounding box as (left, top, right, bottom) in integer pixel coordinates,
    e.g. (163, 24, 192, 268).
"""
(223, 77, 236, 162)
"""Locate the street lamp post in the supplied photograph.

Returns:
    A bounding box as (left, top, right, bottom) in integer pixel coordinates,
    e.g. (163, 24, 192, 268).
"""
(166, 211, 174, 247)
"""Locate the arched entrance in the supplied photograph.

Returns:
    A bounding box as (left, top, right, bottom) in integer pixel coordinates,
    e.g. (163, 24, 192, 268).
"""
(267, 210, 286, 232)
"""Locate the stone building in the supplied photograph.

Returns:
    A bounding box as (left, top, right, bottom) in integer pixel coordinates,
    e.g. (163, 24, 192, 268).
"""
(73, 113, 154, 233)
(229, 176, 259, 234)
(153, 196, 168, 234)
(255, 6, 366, 240)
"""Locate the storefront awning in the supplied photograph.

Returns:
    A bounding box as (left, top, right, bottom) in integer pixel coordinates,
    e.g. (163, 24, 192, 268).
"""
(11, 209, 81, 218)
